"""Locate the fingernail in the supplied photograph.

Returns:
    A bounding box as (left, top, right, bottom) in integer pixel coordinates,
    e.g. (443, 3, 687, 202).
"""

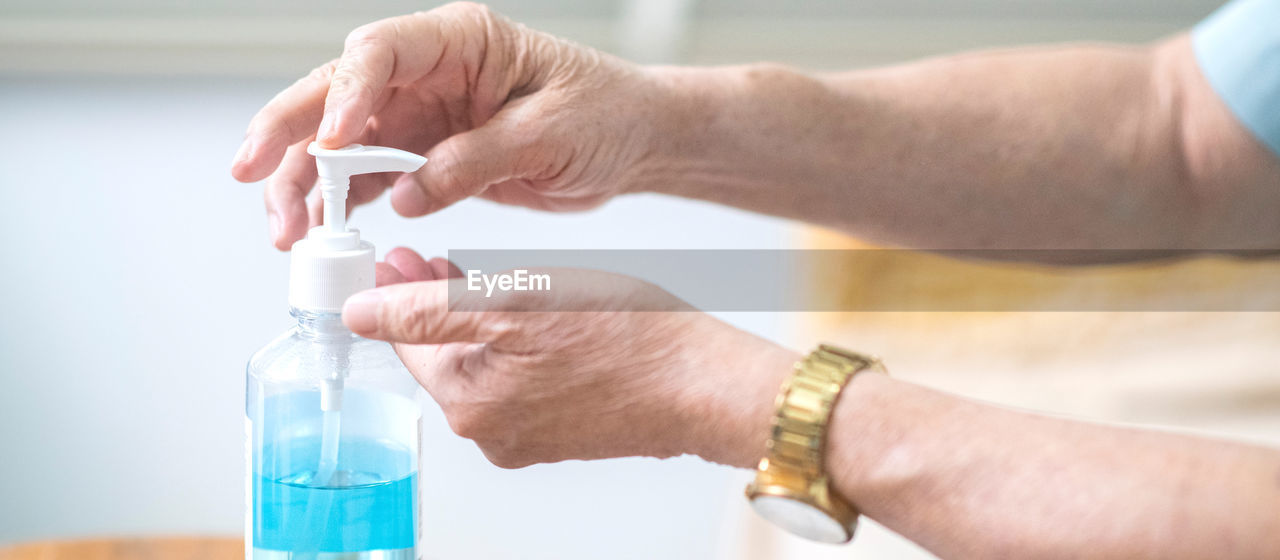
(391, 177, 433, 216)
(318, 111, 337, 142)
(342, 289, 384, 335)
(233, 138, 255, 166)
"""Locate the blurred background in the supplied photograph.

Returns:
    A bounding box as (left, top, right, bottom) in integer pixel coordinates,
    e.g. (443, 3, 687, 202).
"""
(3, 1, 1272, 559)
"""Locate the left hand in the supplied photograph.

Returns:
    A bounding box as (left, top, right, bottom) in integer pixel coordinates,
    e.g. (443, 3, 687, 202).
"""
(230, 3, 692, 251)
(345, 247, 798, 469)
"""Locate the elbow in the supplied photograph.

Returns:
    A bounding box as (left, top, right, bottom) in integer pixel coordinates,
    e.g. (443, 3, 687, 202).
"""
(1148, 34, 1280, 250)
(1146, 35, 1212, 248)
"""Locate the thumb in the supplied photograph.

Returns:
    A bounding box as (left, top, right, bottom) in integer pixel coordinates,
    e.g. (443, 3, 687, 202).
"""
(342, 278, 506, 345)
(390, 105, 545, 217)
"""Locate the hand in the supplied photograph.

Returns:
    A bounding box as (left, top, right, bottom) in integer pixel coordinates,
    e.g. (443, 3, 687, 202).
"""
(348, 247, 799, 469)
(231, 2, 679, 250)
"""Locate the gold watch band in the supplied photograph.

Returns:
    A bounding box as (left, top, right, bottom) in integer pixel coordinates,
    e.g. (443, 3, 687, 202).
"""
(767, 345, 882, 478)
(746, 344, 884, 543)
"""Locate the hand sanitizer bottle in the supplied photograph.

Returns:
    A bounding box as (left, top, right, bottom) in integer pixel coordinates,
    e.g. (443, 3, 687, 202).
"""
(246, 144, 427, 560)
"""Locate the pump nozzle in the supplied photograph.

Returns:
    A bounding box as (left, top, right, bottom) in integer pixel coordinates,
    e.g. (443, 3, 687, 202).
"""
(288, 143, 427, 313)
(307, 142, 428, 234)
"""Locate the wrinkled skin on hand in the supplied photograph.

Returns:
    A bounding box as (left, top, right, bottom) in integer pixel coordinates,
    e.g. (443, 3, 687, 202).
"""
(232, 2, 671, 249)
(356, 248, 798, 469)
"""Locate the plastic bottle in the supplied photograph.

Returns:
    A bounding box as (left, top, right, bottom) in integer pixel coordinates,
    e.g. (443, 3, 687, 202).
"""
(246, 143, 427, 560)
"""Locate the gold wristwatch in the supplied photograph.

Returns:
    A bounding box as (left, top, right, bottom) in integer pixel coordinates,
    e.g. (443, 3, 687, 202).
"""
(745, 344, 884, 544)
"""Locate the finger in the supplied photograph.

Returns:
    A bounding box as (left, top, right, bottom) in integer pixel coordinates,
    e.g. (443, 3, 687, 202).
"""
(385, 247, 434, 281)
(476, 181, 544, 208)
(386, 249, 465, 282)
(376, 262, 408, 287)
(366, 88, 453, 155)
(318, 10, 459, 149)
(429, 257, 465, 279)
(390, 341, 480, 407)
(264, 139, 317, 250)
(390, 114, 536, 217)
(233, 60, 337, 183)
(342, 279, 504, 345)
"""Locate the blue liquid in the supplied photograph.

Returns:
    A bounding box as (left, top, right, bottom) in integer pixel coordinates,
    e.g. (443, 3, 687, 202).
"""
(253, 435, 417, 557)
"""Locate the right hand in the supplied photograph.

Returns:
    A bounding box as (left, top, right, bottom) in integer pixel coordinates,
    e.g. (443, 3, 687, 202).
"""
(360, 247, 798, 470)
(230, 2, 679, 250)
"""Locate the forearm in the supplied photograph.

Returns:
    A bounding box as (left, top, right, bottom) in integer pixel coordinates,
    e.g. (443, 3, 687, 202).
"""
(646, 36, 1280, 252)
(826, 372, 1280, 559)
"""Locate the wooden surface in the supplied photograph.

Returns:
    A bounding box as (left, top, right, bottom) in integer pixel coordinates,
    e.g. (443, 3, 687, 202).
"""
(0, 538, 242, 560)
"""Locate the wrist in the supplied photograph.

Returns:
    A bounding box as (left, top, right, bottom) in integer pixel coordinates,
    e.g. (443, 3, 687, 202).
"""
(637, 64, 852, 220)
(674, 317, 799, 468)
(631, 65, 734, 198)
(823, 370, 896, 506)
(636, 64, 786, 194)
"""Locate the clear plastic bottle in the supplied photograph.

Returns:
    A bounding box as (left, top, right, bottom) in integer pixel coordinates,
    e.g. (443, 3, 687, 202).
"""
(245, 143, 428, 560)
(246, 309, 420, 560)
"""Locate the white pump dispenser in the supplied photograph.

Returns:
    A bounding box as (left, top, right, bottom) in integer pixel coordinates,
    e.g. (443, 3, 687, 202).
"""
(288, 143, 427, 312)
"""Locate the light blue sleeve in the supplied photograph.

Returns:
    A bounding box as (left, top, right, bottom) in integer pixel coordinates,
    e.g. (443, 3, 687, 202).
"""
(1192, 0, 1280, 157)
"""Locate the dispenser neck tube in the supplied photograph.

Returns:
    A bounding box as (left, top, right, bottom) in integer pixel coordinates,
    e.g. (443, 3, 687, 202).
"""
(317, 176, 349, 233)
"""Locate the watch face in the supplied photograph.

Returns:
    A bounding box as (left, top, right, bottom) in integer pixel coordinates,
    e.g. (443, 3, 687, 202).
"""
(750, 495, 850, 544)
